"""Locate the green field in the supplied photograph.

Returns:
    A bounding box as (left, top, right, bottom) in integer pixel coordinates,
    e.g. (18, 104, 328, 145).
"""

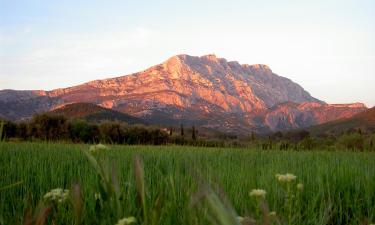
(0, 143, 374, 225)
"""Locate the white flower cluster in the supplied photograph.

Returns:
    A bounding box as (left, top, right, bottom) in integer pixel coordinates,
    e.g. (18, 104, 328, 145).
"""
(43, 188, 70, 203)
(249, 189, 267, 198)
(89, 144, 108, 154)
(275, 173, 297, 183)
(115, 217, 136, 225)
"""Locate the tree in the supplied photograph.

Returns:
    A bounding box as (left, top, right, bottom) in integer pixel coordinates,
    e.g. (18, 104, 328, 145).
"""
(99, 121, 124, 144)
(16, 122, 29, 140)
(169, 126, 173, 136)
(192, 125, 196, 140)
(1, 120, 17, 140)
(337, 133, 364, 151)
(30, 114, 68, 140)
(180, 124, 184, 136)
(299, 137, 317, 150)
(68, 119, 98, 143)
(251, 132, 256, 141)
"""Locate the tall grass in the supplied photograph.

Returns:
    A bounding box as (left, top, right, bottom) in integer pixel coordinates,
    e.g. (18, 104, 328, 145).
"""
(0, 142, 374, 224)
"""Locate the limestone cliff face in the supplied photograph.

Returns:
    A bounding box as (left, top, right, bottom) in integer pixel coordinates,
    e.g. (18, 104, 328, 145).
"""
(264, 102, 367, 131)
(46, 54, 321, 112)
(0, 54, 367, 133)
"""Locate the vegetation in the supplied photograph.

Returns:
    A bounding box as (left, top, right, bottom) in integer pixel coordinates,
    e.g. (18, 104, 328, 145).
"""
(51, 102, 146, 125)
(1, 113, 375, 151)
(0, 143, 374, 225)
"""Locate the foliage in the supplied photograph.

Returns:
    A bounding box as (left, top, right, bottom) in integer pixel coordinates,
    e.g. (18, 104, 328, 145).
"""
(29, 114, 68, 140)
(337, 133, 365, 151)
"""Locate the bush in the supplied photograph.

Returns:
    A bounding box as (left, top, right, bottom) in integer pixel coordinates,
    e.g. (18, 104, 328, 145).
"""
(68, 119, 100, 143)
(337, 133, 364, 151)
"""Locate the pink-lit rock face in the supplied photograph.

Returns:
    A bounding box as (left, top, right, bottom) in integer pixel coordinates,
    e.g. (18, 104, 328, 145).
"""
(263, 102, 367, 131)
(0, 54, 367, 133)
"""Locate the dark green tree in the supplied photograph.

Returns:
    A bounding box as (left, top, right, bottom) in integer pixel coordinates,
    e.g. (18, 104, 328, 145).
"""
(180, 124, 184, 136)
(192, 125, 196, 140)
(30, 113, 68, 140)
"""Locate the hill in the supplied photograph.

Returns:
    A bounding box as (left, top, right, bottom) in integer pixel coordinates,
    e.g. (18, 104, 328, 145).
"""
(309, 107, 375, 135)
(51, 102, 146, 125)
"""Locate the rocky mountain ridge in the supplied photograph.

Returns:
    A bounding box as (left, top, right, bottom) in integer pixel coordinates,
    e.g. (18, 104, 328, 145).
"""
(0, 54, 367, 133)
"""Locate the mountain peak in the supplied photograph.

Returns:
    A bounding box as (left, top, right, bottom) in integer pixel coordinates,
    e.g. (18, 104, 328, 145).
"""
(201, 54, 218, 60)
(247, 64, 272, 72)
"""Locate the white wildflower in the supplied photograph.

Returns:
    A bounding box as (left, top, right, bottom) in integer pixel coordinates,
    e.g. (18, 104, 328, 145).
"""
(249, 189, 267, 198)
(275, 173, 297, 183)
(43, 188, 70, 203)
(115, 217, 136, 225)
(237, 216, 244, 222)
(89, 144, 108, 154)
(269, 211, 277, 217)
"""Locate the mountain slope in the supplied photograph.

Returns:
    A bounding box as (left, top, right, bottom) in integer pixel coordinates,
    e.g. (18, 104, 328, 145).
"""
(0, 54, 367, 133)
(264, 102, 367, 131)
(51, 103, 146, 124)
(309, 107, 375, 135)
(46, 54, 321, 113)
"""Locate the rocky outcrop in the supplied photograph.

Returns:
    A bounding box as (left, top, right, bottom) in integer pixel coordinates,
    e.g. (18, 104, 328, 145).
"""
(0, 54, 367, 133)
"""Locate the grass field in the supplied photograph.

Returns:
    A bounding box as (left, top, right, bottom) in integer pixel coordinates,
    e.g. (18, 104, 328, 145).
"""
(0, 142, 374, 225)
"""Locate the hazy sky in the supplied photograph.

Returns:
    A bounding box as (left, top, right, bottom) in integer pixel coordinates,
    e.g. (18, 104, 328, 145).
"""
(1, 0, 374, 107)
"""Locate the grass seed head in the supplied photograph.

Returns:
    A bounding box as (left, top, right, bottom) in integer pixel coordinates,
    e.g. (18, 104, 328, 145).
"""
(115, 217, 137, 225)
(249, 189, 267, 198)
(275, 173, 297, 183)
(89, 144, 108, 154)
(43, 188, 70, 203)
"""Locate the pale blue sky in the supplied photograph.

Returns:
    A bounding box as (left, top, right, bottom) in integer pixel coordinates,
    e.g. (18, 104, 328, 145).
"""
(0, 0, 374, 107)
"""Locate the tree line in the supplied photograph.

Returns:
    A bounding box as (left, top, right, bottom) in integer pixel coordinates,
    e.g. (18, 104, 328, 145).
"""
(1, 113, 374, 151)
(0, 114, 210, 146)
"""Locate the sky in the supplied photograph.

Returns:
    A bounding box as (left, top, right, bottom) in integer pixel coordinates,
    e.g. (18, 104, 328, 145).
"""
(0, 0, 374, 107)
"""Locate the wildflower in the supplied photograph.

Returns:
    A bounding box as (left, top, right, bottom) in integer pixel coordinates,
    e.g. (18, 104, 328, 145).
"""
(115, 217, 136, 225)
(297, 183, 304, 191)
(269, 211, 277, 217)
(275, 173, 297, 183)
(43, 188, 70, 203)
(237, 216, 244, 223)
(89, 144, 108, 154)
(249, 189, 267, 198)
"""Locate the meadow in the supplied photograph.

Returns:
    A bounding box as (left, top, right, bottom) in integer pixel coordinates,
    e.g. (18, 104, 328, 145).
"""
(0, 142, 374, 225)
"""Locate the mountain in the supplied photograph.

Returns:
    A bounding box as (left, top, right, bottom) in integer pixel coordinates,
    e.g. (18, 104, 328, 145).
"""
(0, 54, 367, 133)
(309, 107, 375, 135)
(50, 102, 146, 124)
(264, 102, 366, 131)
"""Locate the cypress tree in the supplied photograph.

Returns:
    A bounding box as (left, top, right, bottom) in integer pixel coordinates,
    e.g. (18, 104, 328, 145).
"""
(180, 124, 184, 136)
(192, 125, 196, 140)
